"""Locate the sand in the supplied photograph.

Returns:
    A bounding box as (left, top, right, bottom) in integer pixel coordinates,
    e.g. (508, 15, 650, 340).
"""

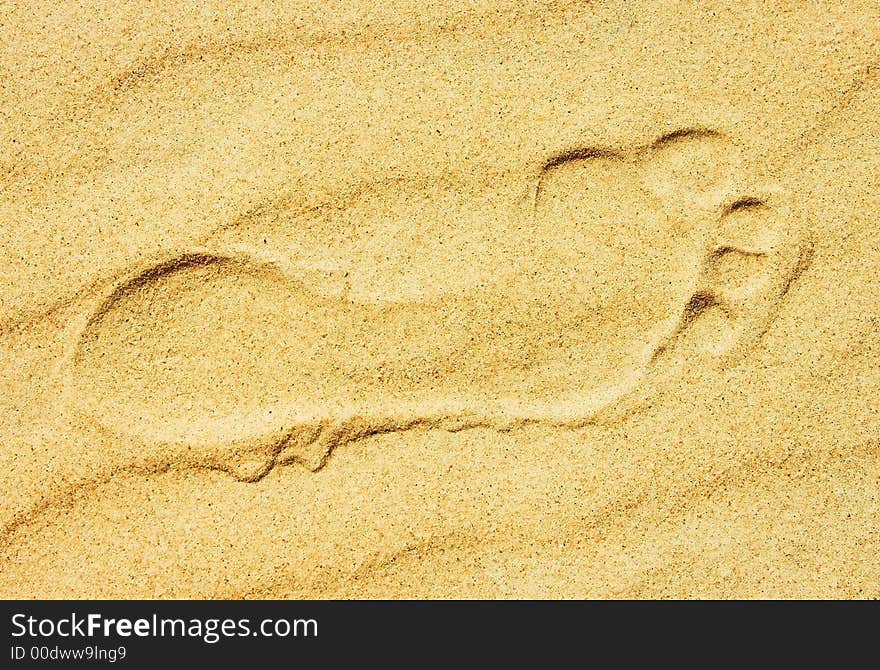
(0, 1, 878, 598)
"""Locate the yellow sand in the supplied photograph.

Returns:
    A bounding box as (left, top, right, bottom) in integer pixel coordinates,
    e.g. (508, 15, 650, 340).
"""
(0, 1, 878, 598)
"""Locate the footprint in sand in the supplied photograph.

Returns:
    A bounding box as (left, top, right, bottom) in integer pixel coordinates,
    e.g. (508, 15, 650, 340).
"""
(66, 129, 810, 481)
